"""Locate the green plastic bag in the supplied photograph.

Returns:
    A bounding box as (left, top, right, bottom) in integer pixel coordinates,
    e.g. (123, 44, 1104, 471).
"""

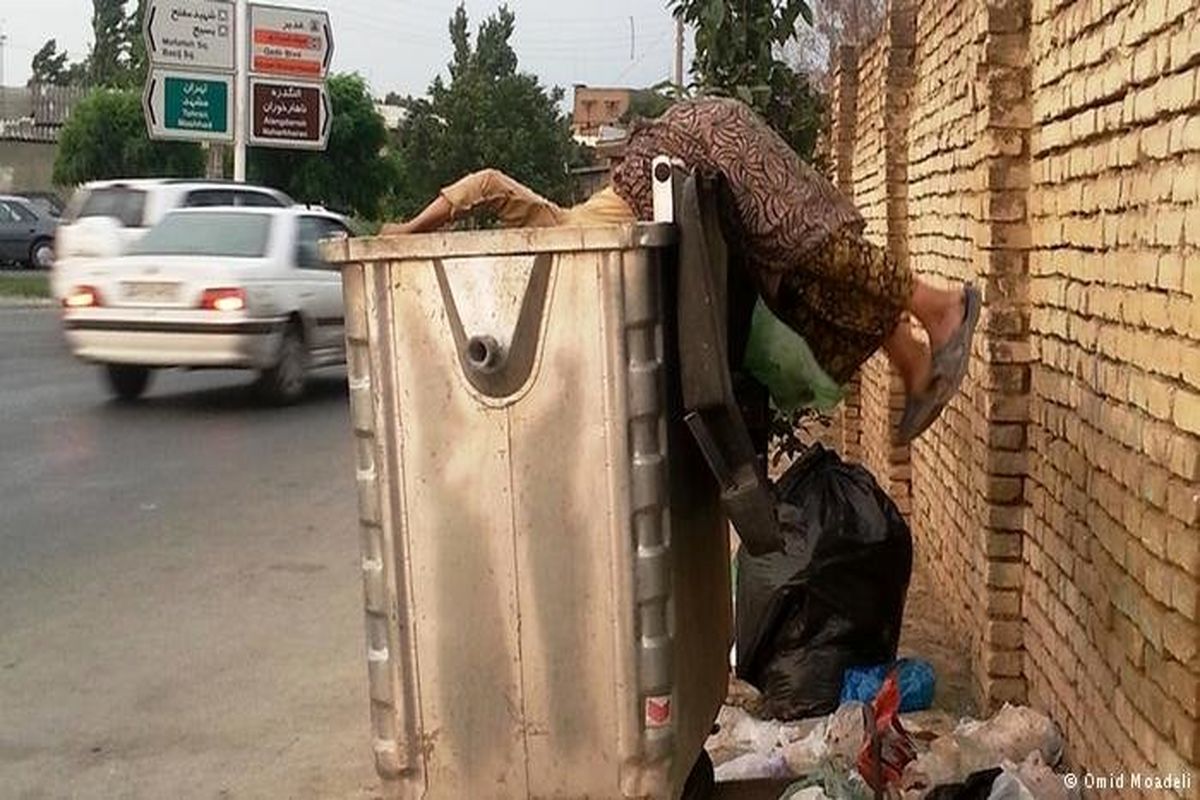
(742, 299, 846, 414)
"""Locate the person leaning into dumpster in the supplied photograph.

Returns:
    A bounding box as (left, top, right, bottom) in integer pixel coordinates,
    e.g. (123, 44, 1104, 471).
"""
(384, 97, 981, 444)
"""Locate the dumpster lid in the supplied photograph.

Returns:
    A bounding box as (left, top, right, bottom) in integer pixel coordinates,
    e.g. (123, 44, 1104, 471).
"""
(323, 222, 675, 263)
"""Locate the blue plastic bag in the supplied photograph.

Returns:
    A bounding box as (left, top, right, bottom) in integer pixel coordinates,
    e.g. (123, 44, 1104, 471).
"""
(840, 658, 936, 713)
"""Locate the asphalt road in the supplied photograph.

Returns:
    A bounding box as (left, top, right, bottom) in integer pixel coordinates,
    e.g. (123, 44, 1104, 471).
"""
(0, 307, 798, 800)
(0, 307, 378, 799)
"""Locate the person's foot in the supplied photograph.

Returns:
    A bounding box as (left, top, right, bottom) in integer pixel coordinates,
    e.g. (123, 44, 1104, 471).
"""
(906, 342, 935, 396)
(925, 289, 968, 351)
(898, 285, 981, 444)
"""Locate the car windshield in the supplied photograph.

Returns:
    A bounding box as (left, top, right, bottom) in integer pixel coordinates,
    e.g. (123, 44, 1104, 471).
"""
(75, 186, 148, 227)
(129, 212, 273, 258)
(20, 196, 61, 218)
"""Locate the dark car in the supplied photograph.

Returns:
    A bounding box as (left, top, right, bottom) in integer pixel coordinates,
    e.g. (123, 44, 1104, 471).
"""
(0, 195, 58, 269)
(15, 191, 66, 219)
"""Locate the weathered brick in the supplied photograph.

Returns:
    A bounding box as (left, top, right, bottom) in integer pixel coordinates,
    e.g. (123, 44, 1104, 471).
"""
(1163, 611, 1198, 663)
(1160, 659, 1200, 718)
(1172, 567, 1200, 621)
(1174, 390, 1200, 435)
(987, 587, 1023, 618)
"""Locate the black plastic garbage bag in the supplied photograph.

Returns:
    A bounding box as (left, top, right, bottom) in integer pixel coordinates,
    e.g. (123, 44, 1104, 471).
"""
(736, 444, 913, 720)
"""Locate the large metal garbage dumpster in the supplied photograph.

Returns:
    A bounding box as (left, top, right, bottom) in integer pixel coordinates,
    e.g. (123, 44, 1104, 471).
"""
(324, 221, 735, 799)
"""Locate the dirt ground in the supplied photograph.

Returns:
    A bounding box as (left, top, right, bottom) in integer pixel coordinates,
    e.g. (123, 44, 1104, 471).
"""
(898, 561, 979, 717)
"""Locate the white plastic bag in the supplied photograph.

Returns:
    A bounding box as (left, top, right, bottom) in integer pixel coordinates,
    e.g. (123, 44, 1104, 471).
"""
(957, 704, 1064, 767)
(783, 721, 831, 775)
(714, 751, 792, 782)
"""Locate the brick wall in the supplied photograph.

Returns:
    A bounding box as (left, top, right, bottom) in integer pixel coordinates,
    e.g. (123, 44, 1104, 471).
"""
(841, 6, 917, 515)
(829, 0, 1200, 783)
(1025, 0, 1200, 780)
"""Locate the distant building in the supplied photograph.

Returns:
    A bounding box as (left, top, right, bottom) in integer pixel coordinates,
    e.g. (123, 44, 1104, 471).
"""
(570, 125, 628, 200)
(571, 85, 632, 139)
(0, 84, 86, 193)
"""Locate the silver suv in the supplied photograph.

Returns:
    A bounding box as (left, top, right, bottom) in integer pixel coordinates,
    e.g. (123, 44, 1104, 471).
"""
(56, 179, 293, 262)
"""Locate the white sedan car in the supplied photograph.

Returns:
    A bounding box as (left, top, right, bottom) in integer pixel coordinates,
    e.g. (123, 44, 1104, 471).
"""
(58, 206, 351, 403)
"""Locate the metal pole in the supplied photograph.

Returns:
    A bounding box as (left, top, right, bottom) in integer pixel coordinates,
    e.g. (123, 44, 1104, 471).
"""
(233, 0, 248, 181)
(674, 15, 684, 95)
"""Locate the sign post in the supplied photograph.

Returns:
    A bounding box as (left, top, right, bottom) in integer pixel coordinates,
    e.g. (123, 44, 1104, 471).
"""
(248, 78, 331, 149)
(233, 0, 248, 180)
(143, 0, 237, 159)
(143, 70, 234, 142)
(246, 4, 333, 152)
(143, 0, 235, 70)
(144, 0, 334, 181)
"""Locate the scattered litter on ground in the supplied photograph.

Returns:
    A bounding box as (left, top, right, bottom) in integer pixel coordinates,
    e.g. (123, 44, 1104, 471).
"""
(857, 671, 919, 793)
(841, 658, 936, 712)
(902, 703, 1065, 796)
(704, 687, 1074, 800)
(714, 750, 793, 782)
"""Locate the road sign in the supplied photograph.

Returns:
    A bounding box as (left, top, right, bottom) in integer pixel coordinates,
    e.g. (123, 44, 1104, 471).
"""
(144, 0, 235, 72)
(248, 4, 333, 79)
(247, 78, 330, 149)
(143, 70, 235, 142)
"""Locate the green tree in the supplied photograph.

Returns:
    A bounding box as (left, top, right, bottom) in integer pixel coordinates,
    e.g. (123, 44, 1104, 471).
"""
(89, 0, 130, 87)
(620, 87, 676, 124)
(670, 0, 826, 160)
(248, 73, 396, 219)
(125, 0, 150, 89)
(29, 39, 87, 87)
(388, 4, 580, 219)
(30, 40, 70, 86)
(53, 89, 203, 185)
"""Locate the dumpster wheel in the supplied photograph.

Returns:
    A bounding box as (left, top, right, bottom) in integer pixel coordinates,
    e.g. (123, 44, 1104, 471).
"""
(682, 750, 715, 800)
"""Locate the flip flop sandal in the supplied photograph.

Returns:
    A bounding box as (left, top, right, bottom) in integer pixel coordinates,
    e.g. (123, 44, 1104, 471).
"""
(930, 284, 982, 405)
(897, 285, 982, 444)
(898, 379, 948, 444)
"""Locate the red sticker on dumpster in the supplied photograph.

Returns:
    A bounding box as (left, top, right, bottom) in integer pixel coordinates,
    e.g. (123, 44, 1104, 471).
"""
(645, 696, 672, 727)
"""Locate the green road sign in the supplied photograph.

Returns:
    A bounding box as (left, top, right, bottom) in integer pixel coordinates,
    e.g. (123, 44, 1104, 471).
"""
(164, 76, 229, 133)
(143, 69, 235, 143)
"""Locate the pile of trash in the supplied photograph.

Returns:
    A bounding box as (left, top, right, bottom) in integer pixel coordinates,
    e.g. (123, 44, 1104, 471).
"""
(737, 445, 914, 720)
(705, 682, 1076, 800)
(717, 443, 1074, 798)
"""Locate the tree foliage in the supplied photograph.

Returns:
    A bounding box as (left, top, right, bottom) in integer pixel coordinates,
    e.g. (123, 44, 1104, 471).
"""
(89, 0, 130, 87)
(388, 4, 580, 219)
(53, 89, 204, 185)
(789, 0, 886, 75)
(621, 88, 676, 124)
(31, 1, 148, 88)
(29, 40, 86, 87)
(248, 74, 395, 219)
(670, 0, 826, 160)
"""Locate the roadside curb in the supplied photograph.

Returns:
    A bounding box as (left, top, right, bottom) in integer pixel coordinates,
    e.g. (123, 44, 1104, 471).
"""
(0, 297, 55, 309)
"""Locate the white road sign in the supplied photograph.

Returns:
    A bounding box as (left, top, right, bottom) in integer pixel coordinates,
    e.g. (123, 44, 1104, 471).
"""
(144, 0, 236, 72)
(248, 4, 334, 79)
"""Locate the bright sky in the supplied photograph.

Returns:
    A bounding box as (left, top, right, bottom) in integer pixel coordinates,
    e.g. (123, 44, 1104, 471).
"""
(0, 1, 693, 100)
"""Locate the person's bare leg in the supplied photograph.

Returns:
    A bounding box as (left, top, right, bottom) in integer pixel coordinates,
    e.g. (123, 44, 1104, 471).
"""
(908, 280, 966, 350)
(883, 317, 933, 395)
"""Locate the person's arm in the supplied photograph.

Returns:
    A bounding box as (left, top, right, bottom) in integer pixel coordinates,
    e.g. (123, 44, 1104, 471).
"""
(383, 169, 564, 234)
(380, 196, 452, 235)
